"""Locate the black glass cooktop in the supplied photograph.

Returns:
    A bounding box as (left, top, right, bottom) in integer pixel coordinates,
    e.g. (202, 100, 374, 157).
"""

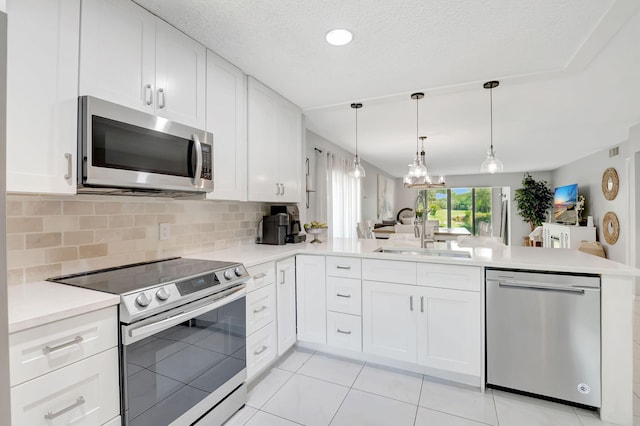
(47, 257, 239, 295)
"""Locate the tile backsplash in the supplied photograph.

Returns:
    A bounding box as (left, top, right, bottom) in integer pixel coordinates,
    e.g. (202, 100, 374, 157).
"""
(6, 195, 269, 284)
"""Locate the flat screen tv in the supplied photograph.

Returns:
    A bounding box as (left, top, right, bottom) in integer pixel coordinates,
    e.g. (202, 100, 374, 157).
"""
(553, 183, 578, 224)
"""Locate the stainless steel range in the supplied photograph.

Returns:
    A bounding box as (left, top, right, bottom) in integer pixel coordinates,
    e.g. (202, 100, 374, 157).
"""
(48, 257, 249, 426)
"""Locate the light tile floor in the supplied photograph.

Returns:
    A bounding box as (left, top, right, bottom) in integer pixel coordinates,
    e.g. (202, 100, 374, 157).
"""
(226, 348, 628, 426)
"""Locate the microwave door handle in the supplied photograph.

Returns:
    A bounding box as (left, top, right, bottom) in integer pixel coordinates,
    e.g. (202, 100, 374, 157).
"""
(192, 134, 203, 186)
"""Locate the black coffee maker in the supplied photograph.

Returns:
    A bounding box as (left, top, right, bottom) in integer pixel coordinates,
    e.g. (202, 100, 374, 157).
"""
(270, 205, 306, 243)
(260, 213, 289, 245)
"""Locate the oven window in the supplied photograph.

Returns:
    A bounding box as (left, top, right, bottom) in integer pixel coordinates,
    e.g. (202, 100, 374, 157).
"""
(123, 297, 246, 426)
(92, 115, 195, 178)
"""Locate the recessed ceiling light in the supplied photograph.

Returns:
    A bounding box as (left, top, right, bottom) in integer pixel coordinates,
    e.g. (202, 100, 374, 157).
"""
(326, 29, 353, 46)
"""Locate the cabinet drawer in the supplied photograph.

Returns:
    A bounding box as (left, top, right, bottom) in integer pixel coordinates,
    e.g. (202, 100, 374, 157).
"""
(9, 306, 117, 386)
(327, 276, 361, 316)
(362, 259, 416, 284)
(11, 347, 119, 426)
(247, 321, 277, 380)
(246, 261, 276, 292)
(246, 283, 276, 335)
(326, 256, 361, 279)
(416, 263, 482, 292)
(327, 311, 362, 352)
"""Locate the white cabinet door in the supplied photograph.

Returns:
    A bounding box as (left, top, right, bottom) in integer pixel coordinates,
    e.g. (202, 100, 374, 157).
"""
(247, 78, 279, 202)
(205, 50, 247, 201)
(7, 0, 80, 194)
(276, 257, 296, 354)
(295, 255, 326, 344)
(362, 280, 417, 363)
(79, 0, 155, 114)
(247, 77, 302, 202)
(416, 287, 481, 376)
(155, 19, 206, 128)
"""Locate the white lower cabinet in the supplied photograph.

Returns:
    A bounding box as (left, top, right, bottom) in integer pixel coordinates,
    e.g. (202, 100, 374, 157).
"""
(247, 321, 278, 380)
(327, 311, 362, 352)
(296, 255, 326, 344)
(276, 257, 297, 355)
(103, 416, 122, 426)
(11, 346, 119, 426)
(246, 283, 276, 336)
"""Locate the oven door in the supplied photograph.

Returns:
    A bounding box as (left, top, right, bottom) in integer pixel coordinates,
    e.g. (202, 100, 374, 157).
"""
(121, 285, 246, 426)
(80, 96, 213, 193)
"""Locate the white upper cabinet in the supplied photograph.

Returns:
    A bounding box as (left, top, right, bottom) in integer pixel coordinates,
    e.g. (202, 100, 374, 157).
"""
(248, 77, 302, 202)
(6, 0, 80, 194)
(206, 50, 247, 201)
(80, 0, 206, 128)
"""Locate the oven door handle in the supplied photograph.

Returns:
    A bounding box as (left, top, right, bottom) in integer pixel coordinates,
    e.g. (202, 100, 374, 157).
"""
(124, 286, 246, 344)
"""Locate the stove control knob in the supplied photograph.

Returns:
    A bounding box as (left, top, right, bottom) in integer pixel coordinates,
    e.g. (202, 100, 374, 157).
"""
(223, 269, 234, 280)
(156, 287, 170, 301)
(234, 267, 244, 277)
(135, 292, 151, 307)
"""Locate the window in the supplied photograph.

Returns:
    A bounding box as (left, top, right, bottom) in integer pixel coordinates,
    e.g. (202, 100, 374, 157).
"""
(426, 187, 493, 235)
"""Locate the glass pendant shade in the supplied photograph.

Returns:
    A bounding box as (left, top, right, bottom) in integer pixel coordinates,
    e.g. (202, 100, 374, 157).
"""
(480, 149, 504, 174)
(350, 156, 366, 178)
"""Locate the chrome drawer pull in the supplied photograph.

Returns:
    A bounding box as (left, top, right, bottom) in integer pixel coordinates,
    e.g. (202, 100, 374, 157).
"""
(254, 345, 268, 355)
(64, 153, 72, 180)
(336, 293, 351, 298)
(409, 295, 414, 311)
(144, 84, 153, 105)
(253, 305, 267, 314)
(420, 296, 424, 313)
(253, 272, 267, 279)
(337, 329, 352, 335)
(44, 396, 85, 419)
(42, 336, 83, 354)
(336, 265, 351, 270)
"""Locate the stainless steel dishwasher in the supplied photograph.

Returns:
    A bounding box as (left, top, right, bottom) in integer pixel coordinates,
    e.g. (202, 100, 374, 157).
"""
(486, 268, 601, 408)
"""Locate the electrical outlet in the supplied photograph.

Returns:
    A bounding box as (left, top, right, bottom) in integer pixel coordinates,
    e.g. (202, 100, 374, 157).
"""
(159, 223, 170, 241)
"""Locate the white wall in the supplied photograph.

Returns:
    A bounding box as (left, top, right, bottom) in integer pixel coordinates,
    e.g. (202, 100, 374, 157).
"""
(552, 139, 631, 263)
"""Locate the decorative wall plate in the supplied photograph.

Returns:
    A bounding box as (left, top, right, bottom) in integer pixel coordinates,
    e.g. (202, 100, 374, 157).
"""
(602, 211, 619, 245)
(601, 168, 619, 200)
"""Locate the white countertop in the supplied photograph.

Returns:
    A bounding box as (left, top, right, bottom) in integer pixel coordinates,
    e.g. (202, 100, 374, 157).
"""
(9, 237, 634, 333)
(7, 281, 120, 333)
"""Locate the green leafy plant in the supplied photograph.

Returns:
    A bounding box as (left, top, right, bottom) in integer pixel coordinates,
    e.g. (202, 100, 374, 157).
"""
(514, 173, 554, 231)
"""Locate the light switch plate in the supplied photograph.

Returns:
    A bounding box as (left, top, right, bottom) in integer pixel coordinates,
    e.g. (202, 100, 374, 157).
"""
(159, 223, 170, 241)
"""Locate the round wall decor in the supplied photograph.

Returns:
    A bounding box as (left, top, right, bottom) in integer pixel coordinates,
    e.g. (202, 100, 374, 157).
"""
(601, 168, 619, 200)
(602, 211, 620, 245)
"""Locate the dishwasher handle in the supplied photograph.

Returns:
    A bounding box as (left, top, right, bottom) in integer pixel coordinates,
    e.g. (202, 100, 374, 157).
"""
(496, 280, 586, 295)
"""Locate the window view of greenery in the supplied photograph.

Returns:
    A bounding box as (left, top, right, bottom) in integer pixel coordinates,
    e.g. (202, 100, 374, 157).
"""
(426, 187, 492, 235)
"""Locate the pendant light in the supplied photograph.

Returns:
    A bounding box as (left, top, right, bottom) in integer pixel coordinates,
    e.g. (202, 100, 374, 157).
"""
(349, 102, 366, 178)
(480, 80, 504, 174)
(403, 93, 445, 188)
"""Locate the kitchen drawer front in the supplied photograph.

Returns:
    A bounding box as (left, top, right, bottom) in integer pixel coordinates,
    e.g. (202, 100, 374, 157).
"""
(246, 261, 276, 292)
(326, 256, 361, 279)
(246, 283, 276, 335)
(362, 259, 416, 285)
(327, 276, 362, 316)
(327, 311, 362, 352)
(11, 347, 119, 426)
(416, 263, 482, 292)
(247, 321, 277, 380)
(9, 306, 117, 386)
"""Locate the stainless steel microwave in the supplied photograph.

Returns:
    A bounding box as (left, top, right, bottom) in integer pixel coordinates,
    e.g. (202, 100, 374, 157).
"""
(78, 96, 213, 196)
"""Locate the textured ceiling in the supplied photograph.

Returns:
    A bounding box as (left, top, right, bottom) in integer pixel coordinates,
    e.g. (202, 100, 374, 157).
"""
(135, 0, 640, 177)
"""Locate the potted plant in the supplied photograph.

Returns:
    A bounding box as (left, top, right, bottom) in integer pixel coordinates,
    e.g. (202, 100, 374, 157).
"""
(514, 173, 554, 232)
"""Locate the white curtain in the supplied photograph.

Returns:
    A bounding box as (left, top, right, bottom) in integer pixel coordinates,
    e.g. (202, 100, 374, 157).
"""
(316, 152, 360, 239)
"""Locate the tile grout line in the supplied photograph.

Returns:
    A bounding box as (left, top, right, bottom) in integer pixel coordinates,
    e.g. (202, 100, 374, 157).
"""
(413, 373, 425, 426)
(326, 359, 366, 425)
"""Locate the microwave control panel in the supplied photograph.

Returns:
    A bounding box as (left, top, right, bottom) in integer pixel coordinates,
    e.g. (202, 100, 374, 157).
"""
(201, 144, 212, 180)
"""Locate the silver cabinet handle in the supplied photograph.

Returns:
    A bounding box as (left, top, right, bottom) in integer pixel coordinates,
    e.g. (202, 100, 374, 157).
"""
(253, 305, 267, 314)
(44, 396, 85, 419)
(253, 272, 267, 279)
(42, 335, 83, 355)
(498, 282, 585, 295)
(64, 153, 72, 180)
(420, 296, 424, 313)
(158, 88, 165, 108)
(337, 329, 352, 335)
(276, 183, 281, 195)
(336, 265, 351, 270)
(280, 270, 285, 284)
(409, 295, 414, 311)
(254, 345, 268, 355)
(336, 293, 351, 298)
(281, 183, 285, 195)
(192, 133, 203, 186)
(144, 84, 153, 105)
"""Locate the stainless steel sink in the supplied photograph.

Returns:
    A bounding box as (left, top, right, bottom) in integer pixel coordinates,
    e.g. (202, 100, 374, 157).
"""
(374, 247, 471, 258)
